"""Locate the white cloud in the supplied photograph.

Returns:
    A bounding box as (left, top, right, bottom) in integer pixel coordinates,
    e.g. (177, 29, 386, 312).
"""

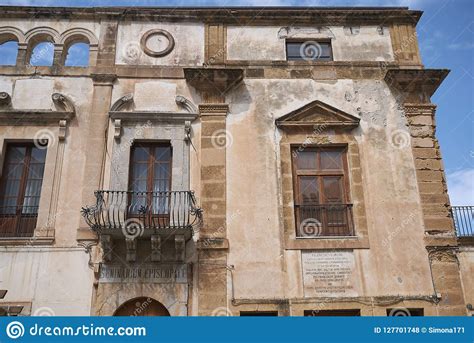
(447, 169, 474, 206)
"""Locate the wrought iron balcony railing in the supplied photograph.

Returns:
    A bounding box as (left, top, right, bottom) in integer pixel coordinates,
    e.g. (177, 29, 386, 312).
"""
(0, 205, 38, 238)
(81, 190, 202, 237)
(295, 203, 355, 237)
(452, 206, 474, 238)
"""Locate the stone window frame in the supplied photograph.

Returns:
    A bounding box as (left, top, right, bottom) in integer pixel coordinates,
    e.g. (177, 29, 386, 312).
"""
(0, 92, 75, 245)
(280, 132, 369, 250)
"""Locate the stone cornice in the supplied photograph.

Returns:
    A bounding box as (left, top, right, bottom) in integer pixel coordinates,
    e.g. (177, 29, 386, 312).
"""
(198, 104, 229, 115)
(384, 68, 449, 102)
(0, 7, 423, 25)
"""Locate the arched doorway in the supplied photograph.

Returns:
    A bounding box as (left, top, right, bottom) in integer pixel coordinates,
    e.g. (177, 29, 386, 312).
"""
(113, 297, 170, 316)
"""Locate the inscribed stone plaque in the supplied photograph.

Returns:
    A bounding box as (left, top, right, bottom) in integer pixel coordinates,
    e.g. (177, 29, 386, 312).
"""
(99, 264, 187, 284)
(302, 251, 359, 297)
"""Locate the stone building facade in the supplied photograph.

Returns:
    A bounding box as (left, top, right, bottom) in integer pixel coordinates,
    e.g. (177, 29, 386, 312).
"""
(0, 6, 471, 316)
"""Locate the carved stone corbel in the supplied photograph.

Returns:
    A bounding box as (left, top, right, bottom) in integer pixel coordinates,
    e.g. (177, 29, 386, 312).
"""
(176, 95, 197, 113)
(0, 92, 11, 108)
(52, 93, 76, 113)
(100, 235, 113, 262)
(184, 120, 191, 143)
(113, 119, 122, 141)
(58, 120, 67, 140)
(126, 238, 137, 262)
(175, 235, 185, 262)
(151, 235, 161, 262)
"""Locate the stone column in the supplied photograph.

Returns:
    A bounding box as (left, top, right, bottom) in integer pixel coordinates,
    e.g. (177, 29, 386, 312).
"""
(197, 103, 229, 315)
(184, 67, 243, 316)
(405, 103, 466, 315)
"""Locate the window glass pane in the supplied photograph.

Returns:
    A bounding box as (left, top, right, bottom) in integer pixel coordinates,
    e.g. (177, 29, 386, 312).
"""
(287, 41, 332, 61)
(155, 146, 171, 161)
(298, 177, 319, 204)
(31, 147, 47, 163)
(295, 151, 317, 170)
(320, 150, 342, 170)
(132, 162, 148, 181)
(322, 177, 344, 203)
(132, 146, 150, 162)
(8, 147, 26, 163)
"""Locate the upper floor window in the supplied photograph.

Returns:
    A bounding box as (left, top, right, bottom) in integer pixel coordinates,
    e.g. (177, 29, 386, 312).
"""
(29, 41, 54, 66)
(0, 143, 47, 237)
(0, 40, 18, 66)
(292, 146, 354, 237)
(128, 143, 172, 222)
(286, 41, 333, 61)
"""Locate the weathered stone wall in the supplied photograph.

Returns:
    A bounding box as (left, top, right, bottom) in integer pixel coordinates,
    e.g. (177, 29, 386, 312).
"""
(0, 7, 469, 316)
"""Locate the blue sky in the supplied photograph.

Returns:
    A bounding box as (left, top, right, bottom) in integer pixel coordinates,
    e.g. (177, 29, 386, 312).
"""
(0, 0, 472, 205)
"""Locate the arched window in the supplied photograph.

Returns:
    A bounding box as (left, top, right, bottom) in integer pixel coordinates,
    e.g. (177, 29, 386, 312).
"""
(0, 40, 18, 65)
(64, 42, 89, 67)
(29, 41, 54, 66)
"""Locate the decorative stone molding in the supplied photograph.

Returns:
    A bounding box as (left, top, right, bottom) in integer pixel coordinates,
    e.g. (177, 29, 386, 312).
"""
(184, 68, 244, 96)
(110, 93, 134, 112)
(278, 26, 335, 39)
(151, 235, 161, 262)
(276, 100, 360, 129)
(0, 92, 11, 108)
(175, 235, 185, 262)
(91, 73, 117, 86)
(140, 29, 175, 57)
(126, 238, 137, 262)
(428, 247, 458, 263)
(52, 93, 75, 113)
(0, 92, 75, 126)
(113, 119, 121, 140)
(198, 103, 229, 115)
(175, 95, 197, 113)
(100, 235, 113, 262)
(385, 69, 449, 103)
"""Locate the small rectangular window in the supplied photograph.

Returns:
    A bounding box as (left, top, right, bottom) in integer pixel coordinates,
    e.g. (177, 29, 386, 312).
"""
(286, 41, 333, 61)
(387, 308, 424, 316)
(304, 309, 360, 316)
(0, 143, 47, 237)
(240, 311, 278, 316)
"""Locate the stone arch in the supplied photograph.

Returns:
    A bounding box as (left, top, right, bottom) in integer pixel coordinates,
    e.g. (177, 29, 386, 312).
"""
(113, 297, 171, 316)
(0, 26, 25, 44)
(24, 27, 60, 66)
(59, 28, 98, 66)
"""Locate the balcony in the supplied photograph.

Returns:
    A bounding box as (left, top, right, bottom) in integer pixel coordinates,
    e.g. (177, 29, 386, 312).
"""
(81, 190, 202, 240)
(0, 205, 38, 238)
(452, 206, 474, 242)
(295, 203, 355, 237)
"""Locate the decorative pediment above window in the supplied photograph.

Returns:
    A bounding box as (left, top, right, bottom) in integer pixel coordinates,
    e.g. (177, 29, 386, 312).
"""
(275, 100, 360, 129)
(0, 92, 75, 139)
(109, 94, 198, 140)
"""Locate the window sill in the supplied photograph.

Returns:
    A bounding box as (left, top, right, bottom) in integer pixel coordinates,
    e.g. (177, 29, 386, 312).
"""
(285, 236, 369, 250)
(0, 237, 54, 246)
